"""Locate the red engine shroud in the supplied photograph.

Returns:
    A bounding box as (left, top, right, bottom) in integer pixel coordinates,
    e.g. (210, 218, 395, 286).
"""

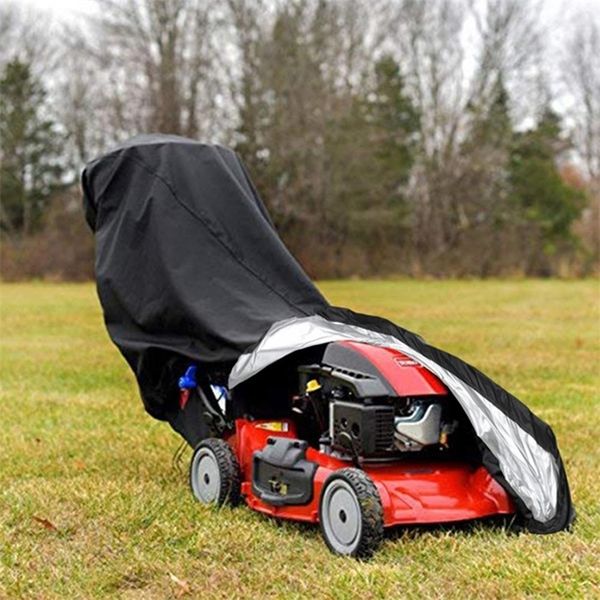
(336, 341, 448, 397)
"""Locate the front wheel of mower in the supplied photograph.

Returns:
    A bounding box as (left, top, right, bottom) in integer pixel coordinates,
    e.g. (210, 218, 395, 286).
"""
(319, 468, 384, 558)
(189, 438, 241, 506)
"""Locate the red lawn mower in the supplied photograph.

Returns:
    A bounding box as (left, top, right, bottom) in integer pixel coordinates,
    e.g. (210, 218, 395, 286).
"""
(186, 340, 514, 558)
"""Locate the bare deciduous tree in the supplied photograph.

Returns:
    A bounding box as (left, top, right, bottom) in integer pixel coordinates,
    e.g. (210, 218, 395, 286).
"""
(0, 1, 56, 75)
(563, 14, 600, 181)
(73, 0, 221, 139)
(382, 0, 546, 273)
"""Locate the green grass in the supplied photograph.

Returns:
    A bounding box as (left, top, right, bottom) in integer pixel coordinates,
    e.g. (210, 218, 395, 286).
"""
(1, 280, 599, 599)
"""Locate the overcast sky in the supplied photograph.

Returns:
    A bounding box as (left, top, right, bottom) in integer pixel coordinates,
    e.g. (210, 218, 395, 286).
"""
(22, 0, 97, 20)
(18, 0, 600, 24)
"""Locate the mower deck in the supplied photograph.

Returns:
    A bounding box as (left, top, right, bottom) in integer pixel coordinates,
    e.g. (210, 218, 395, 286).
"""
(365, 460, 514, 526)
(232, 419, 514, 527)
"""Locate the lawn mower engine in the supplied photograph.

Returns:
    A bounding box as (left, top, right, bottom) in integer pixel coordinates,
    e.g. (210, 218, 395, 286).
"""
(298, 341, 459, 461)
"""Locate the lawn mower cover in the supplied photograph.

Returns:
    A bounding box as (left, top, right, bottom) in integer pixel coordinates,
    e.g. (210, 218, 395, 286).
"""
(82, 134, 573, 535)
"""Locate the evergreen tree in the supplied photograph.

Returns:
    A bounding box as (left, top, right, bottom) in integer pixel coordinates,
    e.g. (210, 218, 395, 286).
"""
(366, 55, 420, 194)
(463, 76, 513, 214)
(466, 75, 513, 150)
(323, 55, 419, 271)
(0, 59, 64, 235)
(509, 109, 585, 253)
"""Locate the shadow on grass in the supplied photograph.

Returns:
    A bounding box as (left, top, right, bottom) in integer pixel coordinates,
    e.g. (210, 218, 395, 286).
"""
(384, 514, 520, 542)
(245, 508, 520, 545)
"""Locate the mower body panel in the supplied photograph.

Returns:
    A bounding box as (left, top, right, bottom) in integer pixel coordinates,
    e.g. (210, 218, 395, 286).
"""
(229, 418, 514, 527)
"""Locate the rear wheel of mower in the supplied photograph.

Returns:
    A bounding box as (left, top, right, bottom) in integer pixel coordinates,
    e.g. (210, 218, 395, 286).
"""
(189, 438, 241, 506)
(319, 468, 384, 558)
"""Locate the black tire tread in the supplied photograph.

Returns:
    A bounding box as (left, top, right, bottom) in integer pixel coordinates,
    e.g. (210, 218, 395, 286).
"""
(189, 438, 241, 506)
(319, 467, 384, 559)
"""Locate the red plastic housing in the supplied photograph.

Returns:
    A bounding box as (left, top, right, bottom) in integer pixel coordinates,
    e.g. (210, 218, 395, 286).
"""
(227, 418, 514, 528)
(337, 341, 447, 396)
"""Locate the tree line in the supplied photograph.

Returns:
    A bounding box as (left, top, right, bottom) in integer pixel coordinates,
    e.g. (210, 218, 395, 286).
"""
(0, 0, 598, 280)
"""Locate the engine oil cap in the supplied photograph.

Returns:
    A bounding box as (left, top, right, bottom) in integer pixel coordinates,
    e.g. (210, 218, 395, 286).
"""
(306, 379, 322, 393)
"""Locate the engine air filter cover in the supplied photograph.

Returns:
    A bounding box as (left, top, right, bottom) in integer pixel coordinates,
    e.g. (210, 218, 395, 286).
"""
(331, 401, 395, 456)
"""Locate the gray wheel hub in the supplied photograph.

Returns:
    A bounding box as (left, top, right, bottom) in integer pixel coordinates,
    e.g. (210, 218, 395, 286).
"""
(321, 479, 362, 554)
(190, 448, 221, 503)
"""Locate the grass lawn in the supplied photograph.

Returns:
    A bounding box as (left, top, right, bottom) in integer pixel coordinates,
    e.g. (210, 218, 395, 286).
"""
(1, 280, 599, 599)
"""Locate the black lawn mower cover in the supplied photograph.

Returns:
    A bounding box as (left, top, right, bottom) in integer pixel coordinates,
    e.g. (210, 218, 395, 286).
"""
(82, 134, 574, 535)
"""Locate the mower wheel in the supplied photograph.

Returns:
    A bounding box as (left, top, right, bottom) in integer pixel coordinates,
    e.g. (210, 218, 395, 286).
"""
(319, 468, 384, 558)
(189, 438, 241, 506)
